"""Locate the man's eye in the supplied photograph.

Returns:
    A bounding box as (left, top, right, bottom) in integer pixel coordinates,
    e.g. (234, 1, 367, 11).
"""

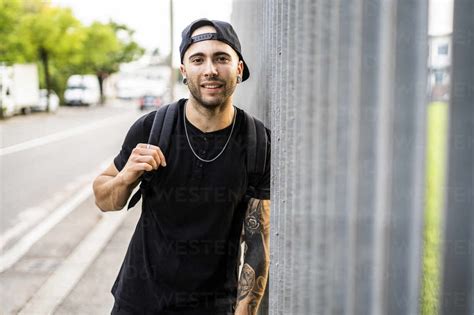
(192, 58, 203, 63)
(217, 56, 229, 63)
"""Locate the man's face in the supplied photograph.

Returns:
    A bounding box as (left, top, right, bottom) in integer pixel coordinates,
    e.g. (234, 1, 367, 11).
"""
(180, 26, 244, 109)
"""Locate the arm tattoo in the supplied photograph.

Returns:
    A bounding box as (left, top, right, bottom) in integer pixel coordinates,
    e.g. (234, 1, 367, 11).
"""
(236, 198, 270, 314)
(244, 201, 262, 236)
(237, 263, 255, 302)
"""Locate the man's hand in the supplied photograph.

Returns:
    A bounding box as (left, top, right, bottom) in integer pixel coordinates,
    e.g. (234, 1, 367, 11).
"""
(119, 143, 167, 186)
(92, 143, 166, 212)
(235, 198, 270, 315)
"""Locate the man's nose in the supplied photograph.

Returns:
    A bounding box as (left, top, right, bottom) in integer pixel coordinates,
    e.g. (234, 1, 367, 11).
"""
(203, 60, 218, 78)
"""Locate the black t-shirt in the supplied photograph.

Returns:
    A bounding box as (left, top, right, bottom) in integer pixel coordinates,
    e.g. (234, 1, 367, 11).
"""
(111, 99, 270, 313)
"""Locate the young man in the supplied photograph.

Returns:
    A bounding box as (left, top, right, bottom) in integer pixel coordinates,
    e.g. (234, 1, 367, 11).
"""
(93, 18, 270, 315)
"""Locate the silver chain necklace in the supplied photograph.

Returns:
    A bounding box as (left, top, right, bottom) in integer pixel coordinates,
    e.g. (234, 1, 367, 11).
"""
(183, 102, 237, 163)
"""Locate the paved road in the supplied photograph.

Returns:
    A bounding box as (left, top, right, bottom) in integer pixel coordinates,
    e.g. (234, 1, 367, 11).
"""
(0, 101, 143, 237)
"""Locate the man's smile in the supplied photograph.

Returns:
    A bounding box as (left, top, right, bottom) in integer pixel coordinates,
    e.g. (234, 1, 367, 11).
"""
(200, 80, 225, 91)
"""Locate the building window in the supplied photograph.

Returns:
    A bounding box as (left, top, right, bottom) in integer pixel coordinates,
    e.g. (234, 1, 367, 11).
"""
(438, 44, 449, 55)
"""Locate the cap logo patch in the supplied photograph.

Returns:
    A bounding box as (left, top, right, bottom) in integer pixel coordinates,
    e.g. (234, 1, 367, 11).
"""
(191, 33, 218, 43)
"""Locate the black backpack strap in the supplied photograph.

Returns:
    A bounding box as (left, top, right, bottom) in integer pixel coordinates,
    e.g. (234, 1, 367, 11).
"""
(148, 101, 180, 152)
(127, 101, 180, 210)
(244, 111, 268, 197)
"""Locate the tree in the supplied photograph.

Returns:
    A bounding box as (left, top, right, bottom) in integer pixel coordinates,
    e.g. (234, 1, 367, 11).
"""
(109, 22, 145, 64)
(14, 1, 84, 111)
(0, 1, 144, 106)
(78, 21, 144, 103)
(0, 0, 24, 63)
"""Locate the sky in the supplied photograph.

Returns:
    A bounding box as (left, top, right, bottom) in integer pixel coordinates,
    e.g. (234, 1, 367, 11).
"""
(429, 0, 453, 36)
(51, 0, 234, 64)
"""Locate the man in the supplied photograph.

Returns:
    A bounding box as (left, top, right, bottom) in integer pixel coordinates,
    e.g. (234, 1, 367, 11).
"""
(93, 18, 270, 315)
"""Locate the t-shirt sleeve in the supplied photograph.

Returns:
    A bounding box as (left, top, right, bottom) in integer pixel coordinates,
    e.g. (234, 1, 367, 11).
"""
(246, 127, 271, 200)
(113, 112, 155, 172)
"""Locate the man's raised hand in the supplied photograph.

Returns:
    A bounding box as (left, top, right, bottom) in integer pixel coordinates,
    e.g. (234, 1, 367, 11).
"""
(119, 143, 167, 186)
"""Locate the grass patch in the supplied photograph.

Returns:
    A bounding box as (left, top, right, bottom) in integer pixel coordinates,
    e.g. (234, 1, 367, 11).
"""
(421, 102, 449, 315)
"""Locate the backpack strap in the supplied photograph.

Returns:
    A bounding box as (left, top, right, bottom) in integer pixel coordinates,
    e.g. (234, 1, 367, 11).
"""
(127, 101, 180, 209)
(243, 111, 269, 197)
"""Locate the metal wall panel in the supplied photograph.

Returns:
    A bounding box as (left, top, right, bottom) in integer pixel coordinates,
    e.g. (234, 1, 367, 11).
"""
(232, 1, 434, 314)
(441, 0, 474, 314)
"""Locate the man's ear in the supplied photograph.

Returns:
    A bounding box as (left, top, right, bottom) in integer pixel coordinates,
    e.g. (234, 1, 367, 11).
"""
(179, 64, 186, 78)
(237, 60, 244, 77)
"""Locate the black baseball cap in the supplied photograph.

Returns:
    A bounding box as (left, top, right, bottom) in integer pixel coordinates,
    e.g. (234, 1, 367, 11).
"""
(179, 18, 250, 82)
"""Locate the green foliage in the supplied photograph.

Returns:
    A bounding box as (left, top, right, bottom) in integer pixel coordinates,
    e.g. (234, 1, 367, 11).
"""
(16, 4, 83, 60)
(0, 0, 144, 101)
(0, 0, 24, 63)
(77, 21, 144, 76)
(100, 21, 145, 73)
(421, 102, 448, 315)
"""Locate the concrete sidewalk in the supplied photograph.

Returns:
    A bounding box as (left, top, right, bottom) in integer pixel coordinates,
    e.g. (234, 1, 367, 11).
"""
(54, 205, 139, 315)
(0, 193, 140, 315)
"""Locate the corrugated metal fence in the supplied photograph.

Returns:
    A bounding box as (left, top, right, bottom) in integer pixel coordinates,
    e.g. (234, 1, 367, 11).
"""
(441, 1, 474, 314)
(232, 0, 473, 314)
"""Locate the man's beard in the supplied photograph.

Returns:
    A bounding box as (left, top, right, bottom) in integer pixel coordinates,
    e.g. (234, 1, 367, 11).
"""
(187, 77, 237, 109)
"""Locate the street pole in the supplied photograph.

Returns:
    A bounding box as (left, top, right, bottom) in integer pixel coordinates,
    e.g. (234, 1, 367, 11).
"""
(169, 0, 175, 102)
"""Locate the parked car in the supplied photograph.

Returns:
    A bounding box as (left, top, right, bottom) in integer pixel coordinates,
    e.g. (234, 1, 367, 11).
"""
(32, 89, 59, 112)
(64, 75, 100, 106)
(139, 94, 162, 111)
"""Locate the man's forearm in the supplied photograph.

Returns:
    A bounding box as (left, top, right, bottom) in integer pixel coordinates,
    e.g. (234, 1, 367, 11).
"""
(93, 173, 138, 212)
(235, 199, 270, 315)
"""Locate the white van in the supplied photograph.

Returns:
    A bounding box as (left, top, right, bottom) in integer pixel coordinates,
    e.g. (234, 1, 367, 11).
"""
(0, 64, 40, 118)
(64, 75, 100, 106)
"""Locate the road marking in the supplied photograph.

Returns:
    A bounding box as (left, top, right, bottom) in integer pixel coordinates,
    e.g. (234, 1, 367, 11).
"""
(0, 207, 47, 250)
(0, 163, 110, 252)
(0, 113, 131, 156)
(0, 157, 114, 272)
(0, 185, 92, 273)
(18, 210, 126, 315)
